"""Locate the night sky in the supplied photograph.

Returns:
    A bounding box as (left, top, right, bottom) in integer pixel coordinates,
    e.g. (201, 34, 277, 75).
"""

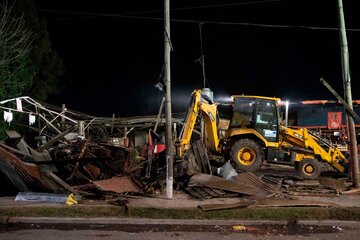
(35, 0, 360, 117)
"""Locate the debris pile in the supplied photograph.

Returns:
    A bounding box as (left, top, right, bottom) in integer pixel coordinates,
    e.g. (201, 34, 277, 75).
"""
(0, 97, 175, 198)
(0, 96, 354, 209)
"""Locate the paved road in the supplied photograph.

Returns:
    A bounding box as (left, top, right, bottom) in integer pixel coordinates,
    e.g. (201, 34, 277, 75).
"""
(1, 228, 360, 240)
(1, 220, 359, 240)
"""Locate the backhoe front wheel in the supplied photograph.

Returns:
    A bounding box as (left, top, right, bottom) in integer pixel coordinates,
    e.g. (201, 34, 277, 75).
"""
(297, 158, 321, 179)
(230, 139, 262, 172)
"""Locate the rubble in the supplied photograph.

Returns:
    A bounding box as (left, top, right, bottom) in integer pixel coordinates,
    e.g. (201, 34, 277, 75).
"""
(0, 96, 356, 209)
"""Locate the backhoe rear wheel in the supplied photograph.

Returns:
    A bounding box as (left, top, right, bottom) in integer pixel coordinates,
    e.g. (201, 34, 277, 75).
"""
(230, 139, 262, 172)
(297, 158, 321, 179)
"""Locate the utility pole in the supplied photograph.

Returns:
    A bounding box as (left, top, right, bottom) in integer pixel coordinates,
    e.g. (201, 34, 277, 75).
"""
(338, 0, 360, 187)
(164, 0, 174, 199)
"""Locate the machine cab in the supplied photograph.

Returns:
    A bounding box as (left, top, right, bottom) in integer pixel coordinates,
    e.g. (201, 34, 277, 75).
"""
(230, 96, 280, 142)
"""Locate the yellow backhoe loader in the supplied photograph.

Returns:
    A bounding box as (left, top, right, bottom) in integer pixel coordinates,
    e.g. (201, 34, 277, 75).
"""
(175, 89, 349, 179)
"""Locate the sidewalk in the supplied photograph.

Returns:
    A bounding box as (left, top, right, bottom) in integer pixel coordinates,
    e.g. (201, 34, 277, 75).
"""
(2, 190, 360, 209)
(1, 190, 360, 225)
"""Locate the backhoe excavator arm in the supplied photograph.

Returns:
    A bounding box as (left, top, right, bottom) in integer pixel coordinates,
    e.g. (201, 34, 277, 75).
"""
(280, 126, 349, 172)
(176, 89, 220, 157)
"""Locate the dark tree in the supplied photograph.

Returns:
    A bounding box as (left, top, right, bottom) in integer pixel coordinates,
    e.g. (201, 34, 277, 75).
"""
(12, 0, 64, 101)
(0, 0, 35, 100)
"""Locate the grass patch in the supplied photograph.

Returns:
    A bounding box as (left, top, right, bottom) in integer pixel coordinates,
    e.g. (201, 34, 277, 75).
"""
(0, 206, 126, 218)
(128, 207, 360, 221)
(1, 206, 360, 221)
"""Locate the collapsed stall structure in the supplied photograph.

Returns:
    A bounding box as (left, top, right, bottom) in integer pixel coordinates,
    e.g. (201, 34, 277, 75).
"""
(0, 96, 185, 196)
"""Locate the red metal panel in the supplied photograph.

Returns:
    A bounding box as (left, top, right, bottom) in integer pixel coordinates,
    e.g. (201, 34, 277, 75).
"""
(93, 176, 139, 193)
(327, 112, 342, 129)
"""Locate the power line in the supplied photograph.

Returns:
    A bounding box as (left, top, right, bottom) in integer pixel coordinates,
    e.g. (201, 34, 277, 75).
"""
(39, 9, 360, 32)
(118, 0, 281, 16)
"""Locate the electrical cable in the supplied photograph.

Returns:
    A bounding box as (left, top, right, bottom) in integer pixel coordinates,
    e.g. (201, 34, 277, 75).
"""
(39, 9, 360, 32)
(117, 0, 282, 16)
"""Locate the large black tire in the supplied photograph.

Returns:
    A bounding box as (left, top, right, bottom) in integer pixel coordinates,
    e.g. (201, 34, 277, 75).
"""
(297, 158, 321, 179)
(230, 139, 263, 172)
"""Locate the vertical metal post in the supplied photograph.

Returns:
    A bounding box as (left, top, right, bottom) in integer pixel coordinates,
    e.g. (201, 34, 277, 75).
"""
(123, 127, 128, 147)
(79, 121, 85, 137)
(61, 104, 66, 131)
(111, 113, 115, 134)
(285, 100, 289, 127)
(338, 0, 359, 187)
(164, 0, 173, 199)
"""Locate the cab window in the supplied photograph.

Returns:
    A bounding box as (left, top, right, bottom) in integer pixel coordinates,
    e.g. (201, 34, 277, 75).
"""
(231, 99, 254, 127)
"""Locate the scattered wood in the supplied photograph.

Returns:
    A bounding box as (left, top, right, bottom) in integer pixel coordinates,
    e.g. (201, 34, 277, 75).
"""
(342, 188, 360, 195)
(68, 139, 90, 180)
(191, 140, 212, 174)
(252, 198, 339, 207)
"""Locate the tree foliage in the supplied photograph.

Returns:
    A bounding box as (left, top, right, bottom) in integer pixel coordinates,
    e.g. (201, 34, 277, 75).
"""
(11, 0, 64, 101)
(0, 56, 35, 99)
(0, 0, 35, 100)
(1, 0, 63, 139)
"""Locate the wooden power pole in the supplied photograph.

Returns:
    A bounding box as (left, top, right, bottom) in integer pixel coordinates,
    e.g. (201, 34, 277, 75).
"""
(337, 0, 360, 187)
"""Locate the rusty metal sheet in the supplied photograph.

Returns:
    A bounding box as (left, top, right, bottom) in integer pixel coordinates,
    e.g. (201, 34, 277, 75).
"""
(261, 175, 283, 191)
(188, 173, 268, 197)
(0, 145, 77, 194)
(232, 172, 282, 194)
(0, 146, 41, 180)
(93, 176, 140, 193)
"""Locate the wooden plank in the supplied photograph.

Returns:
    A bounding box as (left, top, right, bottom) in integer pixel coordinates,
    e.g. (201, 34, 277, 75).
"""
(198, 199, 255, 211)
(194, 140, 211, 174)
(253, 198, 338, 207)
(191, 143, 203, 172)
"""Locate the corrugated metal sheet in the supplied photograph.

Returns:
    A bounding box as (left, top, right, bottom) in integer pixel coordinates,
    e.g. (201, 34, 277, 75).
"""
(0, 145, 77, 194)
(188, 173, 268, 198)
(93, 176, 139, 193)
(185, 186, 239, 200)
(232, 172, 282, 194)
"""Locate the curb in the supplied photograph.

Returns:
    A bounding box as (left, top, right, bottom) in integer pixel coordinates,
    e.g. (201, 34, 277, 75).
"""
(2, 217, 359, 228)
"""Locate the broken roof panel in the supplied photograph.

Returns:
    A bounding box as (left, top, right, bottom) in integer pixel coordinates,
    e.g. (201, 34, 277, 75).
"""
(93, 176, 140, 194)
